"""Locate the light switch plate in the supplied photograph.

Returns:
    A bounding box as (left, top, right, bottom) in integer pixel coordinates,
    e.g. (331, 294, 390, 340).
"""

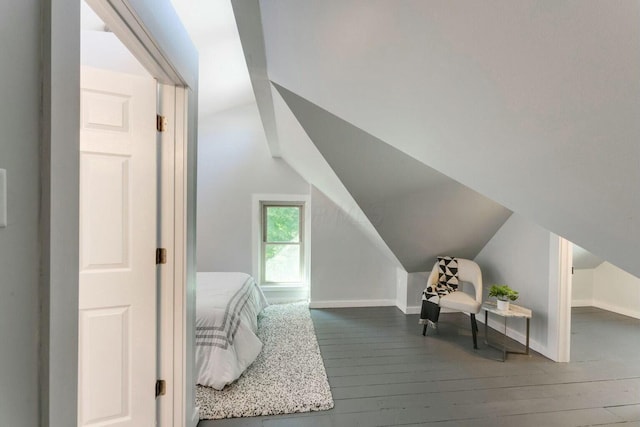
(0, 169, 6, 228)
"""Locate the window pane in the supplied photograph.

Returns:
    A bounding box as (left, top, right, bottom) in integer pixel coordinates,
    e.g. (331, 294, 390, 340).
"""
(265, 206, 300, 243)
(265, 244, 301, 283)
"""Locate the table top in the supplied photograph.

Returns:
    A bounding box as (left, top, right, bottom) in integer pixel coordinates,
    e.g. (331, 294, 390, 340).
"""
(482, 301, 532, 318)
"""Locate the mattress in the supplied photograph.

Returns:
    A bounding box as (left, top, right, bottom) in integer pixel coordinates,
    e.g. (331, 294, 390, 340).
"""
(195, 272, 268, 390)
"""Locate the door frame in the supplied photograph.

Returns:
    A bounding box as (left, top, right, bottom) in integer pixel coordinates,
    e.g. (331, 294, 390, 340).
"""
(42, 1, 198, 426)
(550, 236, 573, 362)
(83, 1, 189, 425)
(557, 237, 573, 362)
(157, 83, 189, 426)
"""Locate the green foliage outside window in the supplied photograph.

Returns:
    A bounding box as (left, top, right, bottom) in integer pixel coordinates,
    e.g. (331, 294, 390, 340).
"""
(264, 205, 302, 282)
(266, 206, 300, 244)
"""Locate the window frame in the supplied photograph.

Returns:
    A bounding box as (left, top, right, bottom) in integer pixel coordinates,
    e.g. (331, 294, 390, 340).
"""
(260, 201, 305, 285)
(252, 194, 311, 288)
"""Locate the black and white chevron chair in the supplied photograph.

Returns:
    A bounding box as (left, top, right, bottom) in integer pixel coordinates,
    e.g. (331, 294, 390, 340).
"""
(420, 258, 483, 349)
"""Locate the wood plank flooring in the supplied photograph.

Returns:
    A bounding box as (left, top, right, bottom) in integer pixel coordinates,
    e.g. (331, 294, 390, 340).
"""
(199, 306, 640, 426)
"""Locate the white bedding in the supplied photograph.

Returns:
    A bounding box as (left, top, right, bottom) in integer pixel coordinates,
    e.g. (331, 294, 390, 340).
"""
(196, 272, 268, 390)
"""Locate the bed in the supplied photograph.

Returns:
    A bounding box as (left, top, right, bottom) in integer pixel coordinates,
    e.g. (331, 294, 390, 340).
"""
(195, 272, 269, 390)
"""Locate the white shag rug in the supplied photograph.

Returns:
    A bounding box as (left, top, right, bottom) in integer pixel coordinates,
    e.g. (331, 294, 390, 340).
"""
(196, 302, 334, 419)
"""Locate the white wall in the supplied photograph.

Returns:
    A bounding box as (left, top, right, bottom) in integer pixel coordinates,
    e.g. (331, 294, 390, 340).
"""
(197, 102, 310, 273)
(309, 187, 398, 307)
(572, 269, 595, 306)
(573, 263, 640, 319)
(81, 31, 149, 76)
(593, 263, 640, 319)
(474, 214, 561, 360)
(0, 2, 41, 426)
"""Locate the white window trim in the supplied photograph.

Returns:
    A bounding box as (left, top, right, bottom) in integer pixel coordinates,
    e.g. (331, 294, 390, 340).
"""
(252, 193, 311, 287)
(260, 201, 305, 285)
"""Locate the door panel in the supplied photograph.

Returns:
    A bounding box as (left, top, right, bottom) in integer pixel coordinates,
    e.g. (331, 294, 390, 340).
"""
(80, 154, 130, 270)
(79, 66, 157, 427)
(79, 307, 130, 424)
(82, 90, 131, 133)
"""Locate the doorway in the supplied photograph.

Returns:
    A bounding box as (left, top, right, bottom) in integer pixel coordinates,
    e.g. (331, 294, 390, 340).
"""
(77, 1, 190, 426)
(569, 243, 640, 362)
(43, 1, 198, 425)
(79, 4, 157, 424)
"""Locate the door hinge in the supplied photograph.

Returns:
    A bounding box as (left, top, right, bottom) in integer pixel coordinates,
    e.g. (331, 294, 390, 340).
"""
(156, 248, 167, 265)
(155, 379, 166, 398)
(156, 114, 167, 132)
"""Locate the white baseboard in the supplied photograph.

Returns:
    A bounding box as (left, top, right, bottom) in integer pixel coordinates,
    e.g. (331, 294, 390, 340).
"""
(309, 299, 396, 309)
(571, 299, 640, 320)
(190, 407, 199, 427)
(396, 300, 408, 314)
(592, 300, 640, 320)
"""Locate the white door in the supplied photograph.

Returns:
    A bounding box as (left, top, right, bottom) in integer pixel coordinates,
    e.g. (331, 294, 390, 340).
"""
(78, 66, 157, 427)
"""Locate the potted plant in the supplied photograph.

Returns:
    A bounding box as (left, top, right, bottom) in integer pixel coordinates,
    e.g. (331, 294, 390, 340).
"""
(488, 284, 519, 311)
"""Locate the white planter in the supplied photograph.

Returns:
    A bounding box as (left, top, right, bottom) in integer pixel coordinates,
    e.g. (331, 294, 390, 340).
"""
(497, 299, 510, 311)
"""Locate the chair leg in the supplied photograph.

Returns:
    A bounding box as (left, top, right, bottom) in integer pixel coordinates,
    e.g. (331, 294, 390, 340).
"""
(470, 314, 478, 349)
(422, 324, 428, 336)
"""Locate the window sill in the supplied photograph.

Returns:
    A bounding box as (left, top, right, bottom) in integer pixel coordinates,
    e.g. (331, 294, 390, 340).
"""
(260, 283, 308, 291)
(260, 283, 309, 304)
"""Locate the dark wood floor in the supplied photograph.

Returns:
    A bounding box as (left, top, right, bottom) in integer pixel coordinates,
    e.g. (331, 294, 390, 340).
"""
(199, 306, 640, 426)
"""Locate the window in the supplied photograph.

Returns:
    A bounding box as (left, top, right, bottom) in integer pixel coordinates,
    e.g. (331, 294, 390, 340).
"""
(260, 202, 305, 284)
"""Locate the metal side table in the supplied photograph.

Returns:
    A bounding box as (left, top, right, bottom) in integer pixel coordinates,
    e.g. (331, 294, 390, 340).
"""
(482, 301, 532, 361)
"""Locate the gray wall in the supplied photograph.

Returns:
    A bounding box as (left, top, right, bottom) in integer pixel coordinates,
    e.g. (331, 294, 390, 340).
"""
(474, 214, 559, 359)
(255, 1, 640, 278)
(185, 86, 199, 427)
(407, 272, 429, 310)
(197, 102, 310, 272)
(196, 103, 400, 304)
(269, 81, 405, 276)
(310, 187, 399, 304)
(274, 83, 512, 273)
(0, 2, 41, 426)
(42, 0, 82, 424)
(363, 190, 511, 273)
(572, 244, 604, 270)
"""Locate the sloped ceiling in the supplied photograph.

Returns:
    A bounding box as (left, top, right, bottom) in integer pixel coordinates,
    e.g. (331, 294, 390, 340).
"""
(233, 0, 640, 278)
(171, 0, 255, 116)
(274, 83, 512, 272)
(572, 244, 604, 270)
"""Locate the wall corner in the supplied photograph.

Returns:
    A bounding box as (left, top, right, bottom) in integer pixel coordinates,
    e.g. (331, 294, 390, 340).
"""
(395, 268, 409, 313)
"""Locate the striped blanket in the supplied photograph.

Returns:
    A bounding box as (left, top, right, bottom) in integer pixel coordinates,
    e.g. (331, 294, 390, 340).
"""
(196, 272, 268, 390)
